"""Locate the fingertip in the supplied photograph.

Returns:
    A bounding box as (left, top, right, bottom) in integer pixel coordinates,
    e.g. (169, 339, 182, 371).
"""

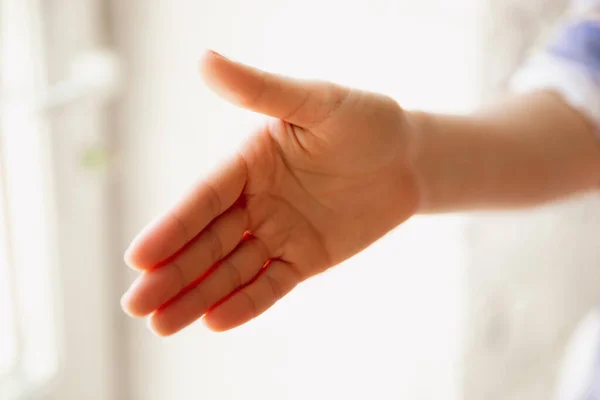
(121, 291, 145, 318)
(198, 50, 212, 74)
(148, 311, 179, 337)
(202, 310, 238, 332)
(123, 214, 182, 271)
(123, 228, 152, 271)
(121, 273, 160, 319)
(205, 49, 228, 60)
(146, 316, 170, 337)
(198, 49, 261, 109)
(120, 292, 132, 315)
(199, 49, 227, 80)
(201, 314, 215, 329)
(201, 316, 226, 332)
(123, 245, 142, 271)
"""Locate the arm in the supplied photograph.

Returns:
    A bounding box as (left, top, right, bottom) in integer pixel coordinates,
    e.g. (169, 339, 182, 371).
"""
(411, 90, 600, 213)
(122, 34, 600, 335)
(413, 7, 600, 213)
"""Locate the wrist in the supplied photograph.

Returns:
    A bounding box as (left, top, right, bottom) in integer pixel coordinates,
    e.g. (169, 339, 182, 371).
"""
(404, 110, 442, 214)
(405, 91, 600, 214)
(404, 109, 491, 214)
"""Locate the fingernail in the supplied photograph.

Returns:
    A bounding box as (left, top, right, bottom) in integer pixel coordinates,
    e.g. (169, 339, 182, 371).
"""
(209, 49, 228, 59)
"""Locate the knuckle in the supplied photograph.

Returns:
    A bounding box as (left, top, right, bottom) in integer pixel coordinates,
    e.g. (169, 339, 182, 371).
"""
(225, 260, 243, 290)
(265, 274, 283, 302)
(206, 227, 223, 263)
(205, 182, 222, 217)
(241, 290, 258, 319)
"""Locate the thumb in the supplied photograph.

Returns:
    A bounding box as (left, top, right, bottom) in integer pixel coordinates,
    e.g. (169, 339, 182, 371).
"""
(199, 50, 350, 128)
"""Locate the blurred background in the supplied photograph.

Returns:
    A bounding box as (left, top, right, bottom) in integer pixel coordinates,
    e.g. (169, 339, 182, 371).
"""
(1, 0, 600, 399)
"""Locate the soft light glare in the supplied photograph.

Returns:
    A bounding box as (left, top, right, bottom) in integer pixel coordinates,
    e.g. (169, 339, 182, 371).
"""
(0, 0, 59, 388)
(0, 167, 17, 376)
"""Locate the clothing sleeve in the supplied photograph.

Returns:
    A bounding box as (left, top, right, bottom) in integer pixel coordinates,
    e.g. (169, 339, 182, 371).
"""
(510, 2, 600, 132)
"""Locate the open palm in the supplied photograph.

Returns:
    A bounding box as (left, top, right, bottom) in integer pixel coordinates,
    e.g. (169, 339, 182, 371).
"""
(121, 51, 420, 335)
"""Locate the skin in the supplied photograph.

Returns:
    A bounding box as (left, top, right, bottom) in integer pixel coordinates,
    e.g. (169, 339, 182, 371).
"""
(121, 50, 600, 336)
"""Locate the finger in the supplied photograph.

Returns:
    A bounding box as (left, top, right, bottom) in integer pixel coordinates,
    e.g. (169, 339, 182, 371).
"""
(200, 50, 350, 129)
(147, 238, 271, 336)
(202, 260, 302, 332)
(121, 206, 248, 317)
(124, 154, 247, 270)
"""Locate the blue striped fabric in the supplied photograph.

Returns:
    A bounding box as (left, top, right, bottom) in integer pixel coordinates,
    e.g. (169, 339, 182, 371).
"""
(567, 6, 600, 398)
(548, 19, 600, 75)
(511, 3, 600, 133)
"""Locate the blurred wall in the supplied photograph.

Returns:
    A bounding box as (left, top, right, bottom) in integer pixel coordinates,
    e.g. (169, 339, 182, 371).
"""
(111, 1, 480, 399)
(40, 0, 122, 399)
(465, 1, 600, 399)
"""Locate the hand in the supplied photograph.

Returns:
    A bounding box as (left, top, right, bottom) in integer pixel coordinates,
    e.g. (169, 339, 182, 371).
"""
(121, 50, 421, 335)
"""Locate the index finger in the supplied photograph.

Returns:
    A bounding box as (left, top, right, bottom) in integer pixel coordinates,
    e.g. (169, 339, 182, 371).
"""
(124, 153, 248, 270)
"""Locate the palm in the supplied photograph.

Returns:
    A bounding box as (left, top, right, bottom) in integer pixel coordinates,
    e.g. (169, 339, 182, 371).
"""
(121, 51, 419, 335)
(245, 106, 416, 266)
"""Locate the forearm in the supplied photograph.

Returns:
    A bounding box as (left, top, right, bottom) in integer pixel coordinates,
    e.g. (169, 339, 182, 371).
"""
(410, 90, 600, 213)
